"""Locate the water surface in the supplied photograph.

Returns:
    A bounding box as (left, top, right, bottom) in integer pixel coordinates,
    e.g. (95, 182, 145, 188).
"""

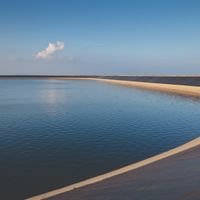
(0, 79, 200, 199)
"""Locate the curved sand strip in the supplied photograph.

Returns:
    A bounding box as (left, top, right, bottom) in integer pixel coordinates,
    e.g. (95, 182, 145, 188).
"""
(27, 136, 200, 200)
(9, 76, 200, 97)
(94, 78, 200, 97)
(58, 77, 200, 97)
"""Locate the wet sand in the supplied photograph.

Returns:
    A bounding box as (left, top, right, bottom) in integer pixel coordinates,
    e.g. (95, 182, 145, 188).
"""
(27, 137, 200, 200)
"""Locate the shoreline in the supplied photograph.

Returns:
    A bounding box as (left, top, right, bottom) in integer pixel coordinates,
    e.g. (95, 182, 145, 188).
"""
(2, 76, 200, 97)
(2, 76, 200, 199)
(59, 77, 200, 97)
(94, 78, 200, 97)
(27, 136, 200, 200)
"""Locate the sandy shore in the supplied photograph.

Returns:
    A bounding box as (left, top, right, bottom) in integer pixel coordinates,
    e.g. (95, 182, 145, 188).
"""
(94, 78, 200, 97)
(55, 77, 200, 97)
(27, 136, 200, 200)
(2, 76, 200, 97)
(47, 140, 200, 200)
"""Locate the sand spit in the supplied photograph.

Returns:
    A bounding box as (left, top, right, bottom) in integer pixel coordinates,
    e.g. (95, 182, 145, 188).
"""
(49, 77, 200, 97)
(54, 77, 200, 97)
(27, 136, 200, 200)
(94, 78, 200, 97)
(1, 75, 200, 97)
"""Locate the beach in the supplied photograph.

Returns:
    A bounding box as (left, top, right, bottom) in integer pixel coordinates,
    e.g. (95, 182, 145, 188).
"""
(28, 136, 200, 200)
(95, 78, 200, 97)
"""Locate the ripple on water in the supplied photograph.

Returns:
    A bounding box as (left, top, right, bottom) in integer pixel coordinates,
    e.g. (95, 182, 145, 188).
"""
(0, 79, 200, 199)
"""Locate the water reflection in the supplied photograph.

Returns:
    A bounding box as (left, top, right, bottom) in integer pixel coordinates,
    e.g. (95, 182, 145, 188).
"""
(37, 80, 68, 105)
(1, 79, 200, 199)
(42, 88, 65, 104)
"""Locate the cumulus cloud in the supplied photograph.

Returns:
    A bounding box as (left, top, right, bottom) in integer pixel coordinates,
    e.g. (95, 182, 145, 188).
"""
(36, 41, 64, 59)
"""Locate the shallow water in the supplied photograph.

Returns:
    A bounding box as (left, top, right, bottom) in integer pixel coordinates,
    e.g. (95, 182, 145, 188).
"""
(0, 79, 200, 199)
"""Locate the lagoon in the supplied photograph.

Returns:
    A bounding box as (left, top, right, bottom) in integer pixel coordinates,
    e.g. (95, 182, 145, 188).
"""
(0, 79, 200, 199)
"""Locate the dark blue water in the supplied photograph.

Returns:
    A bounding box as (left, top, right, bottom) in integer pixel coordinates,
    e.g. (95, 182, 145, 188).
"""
(0, 79, 200, 200)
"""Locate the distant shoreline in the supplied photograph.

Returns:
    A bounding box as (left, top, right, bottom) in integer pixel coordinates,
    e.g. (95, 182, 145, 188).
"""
(94, 78, 200, 97)
(1, 75, 200, 86)
(2, 75, 200, 97)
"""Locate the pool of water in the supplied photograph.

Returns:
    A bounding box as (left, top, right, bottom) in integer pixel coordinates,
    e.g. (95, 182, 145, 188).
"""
(0, 79, 200, 199)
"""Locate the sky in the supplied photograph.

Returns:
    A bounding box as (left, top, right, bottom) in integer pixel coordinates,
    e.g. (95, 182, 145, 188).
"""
(0, 0, 200, 75)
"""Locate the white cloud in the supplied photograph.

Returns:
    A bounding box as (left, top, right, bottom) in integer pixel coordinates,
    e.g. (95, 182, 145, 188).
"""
(36, 41, 64, 59)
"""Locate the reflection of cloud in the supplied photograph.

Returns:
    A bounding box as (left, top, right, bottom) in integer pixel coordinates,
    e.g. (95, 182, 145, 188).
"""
(45, 89, 59, 104)
(36, 41, 64, 59)
(41, 83, 66, 105)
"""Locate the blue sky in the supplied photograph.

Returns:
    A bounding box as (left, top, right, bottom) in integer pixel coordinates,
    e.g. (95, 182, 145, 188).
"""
(0, 0, 200, 75)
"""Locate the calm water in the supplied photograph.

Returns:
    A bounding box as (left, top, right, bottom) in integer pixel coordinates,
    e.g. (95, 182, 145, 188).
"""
(0, 79, 200, 199)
